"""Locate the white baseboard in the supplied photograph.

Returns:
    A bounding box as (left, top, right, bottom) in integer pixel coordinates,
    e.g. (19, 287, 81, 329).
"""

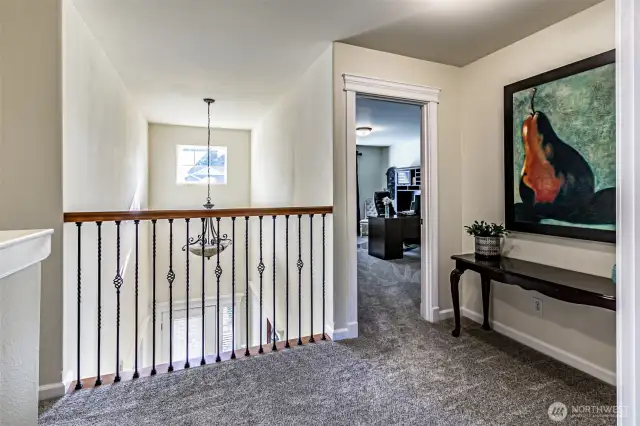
(326, 321, 358, 341)
(39, 382, 65, 401)
(436, 308, 454, 321)
(461, 307, 615, 385)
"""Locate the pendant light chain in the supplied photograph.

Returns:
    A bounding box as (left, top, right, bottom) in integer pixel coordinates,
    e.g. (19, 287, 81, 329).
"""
(182, 97, 232, 259)
(207, 100, 212, 205)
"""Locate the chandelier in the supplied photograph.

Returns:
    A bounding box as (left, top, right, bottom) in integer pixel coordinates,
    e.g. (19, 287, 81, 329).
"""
(182, 98, 232, 259)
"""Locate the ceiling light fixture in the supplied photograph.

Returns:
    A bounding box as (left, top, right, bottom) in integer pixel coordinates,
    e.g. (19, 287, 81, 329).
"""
(356, 126, 373, 137)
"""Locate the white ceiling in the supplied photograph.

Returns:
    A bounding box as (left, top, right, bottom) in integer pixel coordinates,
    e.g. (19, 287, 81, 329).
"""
(72, 0, 603, 129)
(71, 0, 432, 129)
(356, 97, 421, 147)
(342, 0, 603, 67)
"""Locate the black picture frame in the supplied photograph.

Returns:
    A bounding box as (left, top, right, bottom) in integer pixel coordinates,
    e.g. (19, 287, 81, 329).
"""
(504, 50, 615, 244)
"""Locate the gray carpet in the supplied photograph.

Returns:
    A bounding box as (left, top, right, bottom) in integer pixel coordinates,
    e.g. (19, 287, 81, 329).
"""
(39, 246, 615, 425)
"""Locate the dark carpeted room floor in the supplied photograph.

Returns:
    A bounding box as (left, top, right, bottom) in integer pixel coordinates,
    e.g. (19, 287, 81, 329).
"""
(39, 245, 615, 425)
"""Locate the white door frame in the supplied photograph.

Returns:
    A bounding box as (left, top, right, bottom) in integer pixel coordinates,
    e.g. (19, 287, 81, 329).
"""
(343, 74, 441, 324)
(617, 0, 639, 423)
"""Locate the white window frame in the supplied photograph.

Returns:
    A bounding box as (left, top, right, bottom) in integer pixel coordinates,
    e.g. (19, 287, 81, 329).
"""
(156, 293, 245, 364)
(176, 144, 228, 186)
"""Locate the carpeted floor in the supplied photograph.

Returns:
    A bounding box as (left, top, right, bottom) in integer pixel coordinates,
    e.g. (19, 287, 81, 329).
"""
(39, 246, 615, 425)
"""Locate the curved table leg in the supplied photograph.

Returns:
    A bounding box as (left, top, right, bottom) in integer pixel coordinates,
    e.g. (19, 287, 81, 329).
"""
(450, 268, 464, 337)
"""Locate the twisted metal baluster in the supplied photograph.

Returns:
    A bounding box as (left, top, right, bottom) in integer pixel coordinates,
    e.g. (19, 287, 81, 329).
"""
(272, 215, 277, 351)
(245, 217, 250, 357)
(215, 217, 222, 362)
(322, 214, 327, 340)
(133, 220, 140, 379)
(309, 215, 315, 343)
(75, 222, 83, 390)
(167, 219, 175, 372)
(113, 221, 123, 382)
(285, 215, 290, 348)
(185, 218, 191, 369)
(258, 216, 265, 354)
(151, 219, 158, 375)
(231, 217, 236, 359)
(297, 215, 303, 346)
(95, 222, 103, 386)
(201, 218, 206, 366)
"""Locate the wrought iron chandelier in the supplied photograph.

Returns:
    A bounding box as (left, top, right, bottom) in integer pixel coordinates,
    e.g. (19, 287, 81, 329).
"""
(182, 98, 232, 259)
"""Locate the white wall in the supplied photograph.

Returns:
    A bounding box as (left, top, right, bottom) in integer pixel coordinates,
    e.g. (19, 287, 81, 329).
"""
(149, 124, 251, 211)
(357, 146, 387, 219)
(388, 140, 420, 169)
(333, 42, 463, 332)
(459, 0, 616, 381)
(63, 0, 149, 381)
(251, 45, 333, 340)
(0, 0, 64, 393)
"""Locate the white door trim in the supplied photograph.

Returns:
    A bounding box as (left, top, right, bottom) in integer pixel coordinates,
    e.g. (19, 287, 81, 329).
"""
(343, 74, 441, 103)
(616, 0, 639, 423)
(343, 74, 441, 324)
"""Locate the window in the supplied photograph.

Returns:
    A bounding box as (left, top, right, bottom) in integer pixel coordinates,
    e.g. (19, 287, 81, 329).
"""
(176, 145, 227, 185)
(161, 304, 236, 363)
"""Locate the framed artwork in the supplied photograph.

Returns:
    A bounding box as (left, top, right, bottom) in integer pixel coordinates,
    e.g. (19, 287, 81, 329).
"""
(504, 50, 615, 243)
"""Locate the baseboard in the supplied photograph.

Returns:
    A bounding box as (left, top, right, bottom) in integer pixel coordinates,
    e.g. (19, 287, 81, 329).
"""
(39, 382, 65, 401)
(461, 307, 616, 385)
(326, 321, 358, 341)
(436, 308, 454, 321)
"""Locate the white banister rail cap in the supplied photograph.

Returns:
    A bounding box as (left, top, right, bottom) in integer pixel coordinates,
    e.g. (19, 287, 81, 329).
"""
(0, 229, 53, 280)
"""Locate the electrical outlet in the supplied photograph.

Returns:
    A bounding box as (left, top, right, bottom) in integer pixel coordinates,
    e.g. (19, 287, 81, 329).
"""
(533, 297, 543, 316)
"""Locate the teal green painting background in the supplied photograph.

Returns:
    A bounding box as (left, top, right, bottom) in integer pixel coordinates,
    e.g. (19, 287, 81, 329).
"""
(511, 63, 616, 229)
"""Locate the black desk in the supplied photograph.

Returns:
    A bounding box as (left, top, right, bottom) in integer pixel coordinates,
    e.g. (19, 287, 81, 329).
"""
(368, 216, 420, 260)
(449, 254, 615, 337)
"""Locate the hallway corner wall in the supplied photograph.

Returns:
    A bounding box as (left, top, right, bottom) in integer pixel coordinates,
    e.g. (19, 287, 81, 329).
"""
(0, 0, 64, 396)
(62, 0, 150, 386)
(332, 42, 463, 333)
(250, 44, 334, 340)
(458, 0, 616, 381)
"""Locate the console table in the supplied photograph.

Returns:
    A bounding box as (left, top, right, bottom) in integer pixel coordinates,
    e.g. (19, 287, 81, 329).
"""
(449, 254, 615, 337)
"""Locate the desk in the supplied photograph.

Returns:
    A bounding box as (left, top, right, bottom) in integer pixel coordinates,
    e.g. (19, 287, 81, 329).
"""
(449, 254, 615, 337)
(368, 216, 420, 260)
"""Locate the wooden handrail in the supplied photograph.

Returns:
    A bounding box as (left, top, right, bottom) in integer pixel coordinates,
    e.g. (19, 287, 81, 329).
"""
(63, 206, 333, 223)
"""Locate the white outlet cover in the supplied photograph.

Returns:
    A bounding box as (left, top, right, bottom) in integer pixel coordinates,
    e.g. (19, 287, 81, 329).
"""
(533, 297, 543, 316)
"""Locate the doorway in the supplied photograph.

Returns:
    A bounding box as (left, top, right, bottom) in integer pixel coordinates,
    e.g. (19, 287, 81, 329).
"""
(355, 95, 424, 333)
(343, 74, 440, 334)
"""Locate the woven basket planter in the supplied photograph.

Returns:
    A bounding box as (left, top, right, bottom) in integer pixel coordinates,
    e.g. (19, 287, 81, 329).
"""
(474, 236, 501, 258)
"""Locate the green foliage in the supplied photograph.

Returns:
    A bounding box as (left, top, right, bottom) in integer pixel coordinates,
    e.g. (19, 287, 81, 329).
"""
(464, 221, 509, 237)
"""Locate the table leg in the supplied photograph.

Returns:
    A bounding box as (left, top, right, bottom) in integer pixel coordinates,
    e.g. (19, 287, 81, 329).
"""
(450, 269, 463, 337)
(481, 275, 491, 331)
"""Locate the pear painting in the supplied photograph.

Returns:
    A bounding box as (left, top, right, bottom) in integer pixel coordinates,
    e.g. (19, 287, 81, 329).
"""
(504, 51, 615, 243)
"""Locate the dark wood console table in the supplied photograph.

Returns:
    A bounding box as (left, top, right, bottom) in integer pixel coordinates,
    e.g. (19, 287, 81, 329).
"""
(450, 254, 615, 337)
(368, 216, 420, 260)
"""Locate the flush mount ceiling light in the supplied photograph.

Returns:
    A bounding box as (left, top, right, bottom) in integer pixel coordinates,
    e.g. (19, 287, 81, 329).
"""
(356, 126, 373, 137)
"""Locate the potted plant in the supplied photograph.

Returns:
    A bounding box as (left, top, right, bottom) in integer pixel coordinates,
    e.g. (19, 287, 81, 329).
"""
(464, 221, 508, 258)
